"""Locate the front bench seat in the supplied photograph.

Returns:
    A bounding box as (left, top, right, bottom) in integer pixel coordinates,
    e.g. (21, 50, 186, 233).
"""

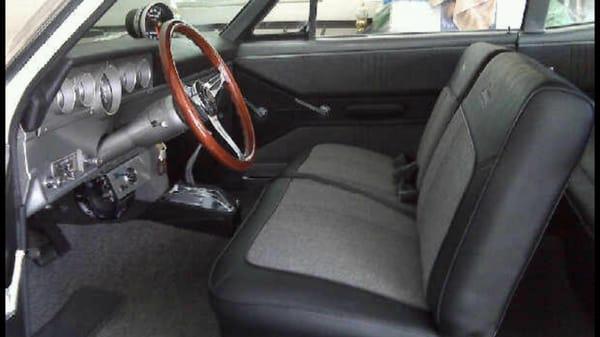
(288, 42, 508, 199)
(209, 52, 594, 337)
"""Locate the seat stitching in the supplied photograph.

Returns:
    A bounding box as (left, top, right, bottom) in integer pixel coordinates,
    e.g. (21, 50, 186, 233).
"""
(435, 86, 550, 323)
(491, 89, 595, 337)
(419, 106, 476, 288)
(208, 178, 291, 291)
(418, 47, 508, 188)
(417, 111, 466, 219)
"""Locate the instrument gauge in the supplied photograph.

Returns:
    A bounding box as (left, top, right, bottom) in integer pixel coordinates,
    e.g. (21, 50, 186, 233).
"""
(93, 64, 122, 116)
(136, 58, 152, 89)
(99, 74, 113, 110)
(74, 72, 96, 107)
(120, 62, 137, 93)
(56, 78, 76, 114)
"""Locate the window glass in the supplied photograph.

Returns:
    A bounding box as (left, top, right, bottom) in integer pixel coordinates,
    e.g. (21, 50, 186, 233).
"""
(82, 0, 251, 44)
(315, 0, 527, 37)
(545, 0, 594, 28)
(6, 0, 68, 66)
(254, 0, 311, 35)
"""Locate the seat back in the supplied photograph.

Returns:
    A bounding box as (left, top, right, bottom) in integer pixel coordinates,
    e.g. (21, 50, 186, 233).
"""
(566, 127, 595, 232)
(415, 52, 594, 337)
(415, 42, 508, 189)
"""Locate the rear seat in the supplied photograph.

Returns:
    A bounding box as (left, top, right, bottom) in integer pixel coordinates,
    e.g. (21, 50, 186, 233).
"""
(286, 42, 508, 201)
(566, 128, 595, 236)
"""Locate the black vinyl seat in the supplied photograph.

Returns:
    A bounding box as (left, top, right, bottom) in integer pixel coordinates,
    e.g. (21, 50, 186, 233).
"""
(209, 51, 594, 337)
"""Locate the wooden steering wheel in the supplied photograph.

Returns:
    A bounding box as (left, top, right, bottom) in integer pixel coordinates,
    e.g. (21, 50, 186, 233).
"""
(158, 19, 255, 171)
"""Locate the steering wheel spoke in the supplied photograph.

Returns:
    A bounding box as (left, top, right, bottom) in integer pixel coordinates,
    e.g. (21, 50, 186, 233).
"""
(184, 81, 210, 118)
(207, 115, 243, 160)
(184, 82, 201, 105)
(203, 71, 225, 98)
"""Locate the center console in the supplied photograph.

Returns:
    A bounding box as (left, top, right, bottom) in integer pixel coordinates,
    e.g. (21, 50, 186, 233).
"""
(140, 183, 241, 237)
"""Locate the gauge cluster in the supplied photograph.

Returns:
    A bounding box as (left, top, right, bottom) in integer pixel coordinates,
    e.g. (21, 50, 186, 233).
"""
(52, 55, 153, 117)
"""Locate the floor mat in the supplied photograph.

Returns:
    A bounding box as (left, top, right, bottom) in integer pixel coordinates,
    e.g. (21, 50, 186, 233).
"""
(25, 220, 226, 337)
(32, 287, 122, 337)
(497, 235, 594, 337)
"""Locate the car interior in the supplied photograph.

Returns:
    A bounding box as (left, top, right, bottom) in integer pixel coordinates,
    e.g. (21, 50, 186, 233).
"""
(5, 1, 595, 337)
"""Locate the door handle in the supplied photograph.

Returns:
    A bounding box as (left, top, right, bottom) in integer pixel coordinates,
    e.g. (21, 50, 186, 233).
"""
(294, 98, 331, 117)
(244, 98, 268, 119)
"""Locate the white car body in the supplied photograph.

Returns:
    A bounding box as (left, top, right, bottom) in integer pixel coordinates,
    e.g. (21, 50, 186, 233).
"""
(6, 0, 105, 145)
(5, 1, 105, 318)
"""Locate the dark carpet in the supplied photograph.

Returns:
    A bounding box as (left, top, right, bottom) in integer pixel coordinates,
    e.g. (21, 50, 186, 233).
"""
(497, 235, 594, 337)
(32, 287, 123, 337)
(25, 220, 226, 337)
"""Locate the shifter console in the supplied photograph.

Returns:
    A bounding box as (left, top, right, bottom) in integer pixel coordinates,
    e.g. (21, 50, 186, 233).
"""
(141, 183, 240, 237)
(164, 184, 236, 213)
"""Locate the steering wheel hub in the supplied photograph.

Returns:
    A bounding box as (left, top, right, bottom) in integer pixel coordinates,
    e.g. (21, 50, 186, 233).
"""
(196, 81, 218, 115)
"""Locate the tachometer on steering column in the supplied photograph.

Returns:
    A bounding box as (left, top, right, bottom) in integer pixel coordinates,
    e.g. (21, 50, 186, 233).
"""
(125, 2, 175, 40)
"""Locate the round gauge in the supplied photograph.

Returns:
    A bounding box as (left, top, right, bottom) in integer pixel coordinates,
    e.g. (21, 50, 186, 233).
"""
(74, 72, 96, 107)
(99, 74, 113, 110)
(136, 58, 152, 89)
(125, 2, 175, 40)
(56, 78, 76, 114)
(93, 64, 122, 116)
(120, 62, 137, 93)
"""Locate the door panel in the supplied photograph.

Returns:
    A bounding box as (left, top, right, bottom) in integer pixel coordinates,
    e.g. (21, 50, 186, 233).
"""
(518, 25, 594, 98)
(234, 32, 518, 166)
(236, 47, 461, 96)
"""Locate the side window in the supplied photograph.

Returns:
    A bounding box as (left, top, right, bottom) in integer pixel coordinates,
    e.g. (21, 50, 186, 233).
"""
(545, 0, 594, 28)
(254, 0, 527, 38)
(315, 0, 526, 37)
(254, 0, 311, 35)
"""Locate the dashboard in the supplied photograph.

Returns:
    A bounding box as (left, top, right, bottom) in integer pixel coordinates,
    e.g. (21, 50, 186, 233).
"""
(20, 29, 237, 218)
(22, 52, 164, 216)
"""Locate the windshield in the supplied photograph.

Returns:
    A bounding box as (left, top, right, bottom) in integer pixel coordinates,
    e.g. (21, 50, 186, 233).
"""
(85, 0, 250, 41)
(6, 0, 70, 66)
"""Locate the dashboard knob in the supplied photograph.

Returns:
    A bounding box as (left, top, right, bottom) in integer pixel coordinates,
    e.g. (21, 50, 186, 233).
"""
(114, 167, 137, 185)
(124, 167, 137, 184)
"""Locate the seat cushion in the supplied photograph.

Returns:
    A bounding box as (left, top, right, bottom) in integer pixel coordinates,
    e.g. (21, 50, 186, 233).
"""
(294, 143, 397, 197)
(248, 178, 425, 307)
(210, 178, 437, 337)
